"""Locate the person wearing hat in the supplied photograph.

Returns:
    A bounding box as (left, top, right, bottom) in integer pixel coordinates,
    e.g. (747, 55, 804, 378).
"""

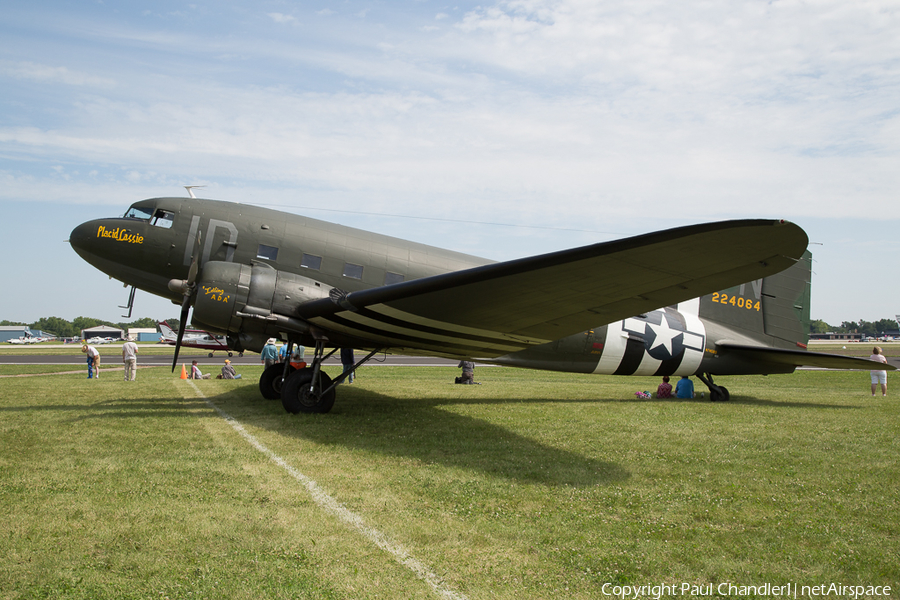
(260, 338, 279, 370)
(221, 359, 241, 379)
(81, 343, 100, 378)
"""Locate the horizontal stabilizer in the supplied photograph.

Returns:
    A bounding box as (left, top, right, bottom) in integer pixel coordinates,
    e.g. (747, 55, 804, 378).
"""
(717, 343, 896, 371)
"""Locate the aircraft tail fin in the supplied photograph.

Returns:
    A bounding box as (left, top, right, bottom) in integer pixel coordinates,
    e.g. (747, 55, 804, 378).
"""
(700, 250, 811, 350)
(158, 321, 176, 341)
(699, 251, 894, 373)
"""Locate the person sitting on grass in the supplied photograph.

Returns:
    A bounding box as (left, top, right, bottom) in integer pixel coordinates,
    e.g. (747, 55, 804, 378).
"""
(656, 375, 673, 398)
(189, 360, 210, 380)
(675, 376, 694, 399)
(220, 359, 242, 379)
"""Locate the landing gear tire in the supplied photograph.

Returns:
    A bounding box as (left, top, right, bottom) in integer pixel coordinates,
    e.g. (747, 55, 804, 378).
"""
(227, 352, 233, 357)
(208, 352, 214, 358)
(281, 368, 336, 414)
(710, 386, 730, 402)
(259, 363, 295, 400)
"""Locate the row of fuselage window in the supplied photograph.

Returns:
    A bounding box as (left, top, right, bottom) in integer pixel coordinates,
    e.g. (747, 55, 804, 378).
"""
(256, 244, 405, 286)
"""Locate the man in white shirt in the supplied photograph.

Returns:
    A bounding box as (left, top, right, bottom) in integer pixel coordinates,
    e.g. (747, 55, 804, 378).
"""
(82, 344, 100, 379)
(122, 340, 139, 381)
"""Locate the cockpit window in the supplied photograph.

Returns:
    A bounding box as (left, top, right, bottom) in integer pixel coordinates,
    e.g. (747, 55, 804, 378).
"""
(151, 209, 175, 229)
(124, 206, 154, 221)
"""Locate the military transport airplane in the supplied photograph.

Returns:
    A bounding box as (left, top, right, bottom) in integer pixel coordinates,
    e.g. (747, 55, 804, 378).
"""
(158, 320, 241, 358)
(69, 196, 893, 414)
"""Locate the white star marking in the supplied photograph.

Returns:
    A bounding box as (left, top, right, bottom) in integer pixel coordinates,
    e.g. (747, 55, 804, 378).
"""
(647, 316, 680, 357)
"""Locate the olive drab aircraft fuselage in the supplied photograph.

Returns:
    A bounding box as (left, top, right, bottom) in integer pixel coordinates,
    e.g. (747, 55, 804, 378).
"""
(70, 196, 893, 413)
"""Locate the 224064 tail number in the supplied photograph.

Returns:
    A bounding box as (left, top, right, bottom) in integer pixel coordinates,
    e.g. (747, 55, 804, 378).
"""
(711, 292, 761, 311)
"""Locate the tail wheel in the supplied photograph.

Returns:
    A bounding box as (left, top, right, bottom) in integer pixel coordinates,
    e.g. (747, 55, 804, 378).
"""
(281, 368, 336, 414)
(259, 363, 295, 400)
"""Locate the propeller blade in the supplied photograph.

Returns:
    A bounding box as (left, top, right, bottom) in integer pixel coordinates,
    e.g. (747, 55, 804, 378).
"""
(171, 293, 192, 372)
(187, 254, 199, 286)
(188, 229, 202, 284)
(172, 230, 201, 372)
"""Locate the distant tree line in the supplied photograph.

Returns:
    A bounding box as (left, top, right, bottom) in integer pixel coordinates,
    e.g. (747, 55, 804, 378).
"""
(1, 316, 180, 339)
(809, 318, 899, 337)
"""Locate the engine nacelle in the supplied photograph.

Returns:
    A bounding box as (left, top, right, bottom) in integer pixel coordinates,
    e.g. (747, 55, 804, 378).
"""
(190, 261, 332, 344)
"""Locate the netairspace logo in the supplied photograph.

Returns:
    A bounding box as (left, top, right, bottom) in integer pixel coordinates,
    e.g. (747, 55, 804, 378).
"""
(600, 582, 893, 599)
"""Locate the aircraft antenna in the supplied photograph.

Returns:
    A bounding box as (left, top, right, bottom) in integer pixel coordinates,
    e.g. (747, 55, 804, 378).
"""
(184, 185, 205, 199)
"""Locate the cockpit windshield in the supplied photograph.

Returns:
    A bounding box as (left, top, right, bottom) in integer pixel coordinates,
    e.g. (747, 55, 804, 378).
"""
(123, 204, 175, 229)
(124, 206, 154, 221)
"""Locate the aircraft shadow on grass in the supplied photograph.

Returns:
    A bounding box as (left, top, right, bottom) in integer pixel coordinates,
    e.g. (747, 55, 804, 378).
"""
(612, 394, 860, 410)
(274, 388, 632, 488)
(40, 388, 629, 488)
(19, 380, 856, 485)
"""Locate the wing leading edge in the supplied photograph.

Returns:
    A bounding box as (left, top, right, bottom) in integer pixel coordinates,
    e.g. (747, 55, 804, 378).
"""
(297, 219, 810, 357)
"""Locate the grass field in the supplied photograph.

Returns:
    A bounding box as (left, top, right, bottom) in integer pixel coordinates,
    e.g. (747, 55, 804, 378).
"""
(1, 365, 897, 599)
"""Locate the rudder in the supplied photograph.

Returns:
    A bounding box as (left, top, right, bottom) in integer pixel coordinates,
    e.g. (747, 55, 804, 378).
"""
(761, 250, 811, 347)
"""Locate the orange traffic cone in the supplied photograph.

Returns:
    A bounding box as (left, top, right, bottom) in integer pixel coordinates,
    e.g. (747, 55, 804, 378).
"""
(180, 364, 188, 379)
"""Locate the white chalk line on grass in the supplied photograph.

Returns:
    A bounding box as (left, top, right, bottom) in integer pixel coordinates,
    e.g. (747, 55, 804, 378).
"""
(182, 380, 467, 600)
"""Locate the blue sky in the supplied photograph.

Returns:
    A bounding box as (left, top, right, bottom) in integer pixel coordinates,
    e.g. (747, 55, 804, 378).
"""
(2, 0, 899, 326)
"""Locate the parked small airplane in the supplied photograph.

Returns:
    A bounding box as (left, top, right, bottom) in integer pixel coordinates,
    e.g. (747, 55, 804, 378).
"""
(6, 334, 48, 344)
(158, 320, 241, 358)
(69, 196, 893, 413)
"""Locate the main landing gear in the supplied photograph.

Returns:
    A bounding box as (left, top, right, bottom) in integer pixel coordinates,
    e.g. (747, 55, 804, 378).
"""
(696, 372, 730, 402)
(258, 340, 382, 414)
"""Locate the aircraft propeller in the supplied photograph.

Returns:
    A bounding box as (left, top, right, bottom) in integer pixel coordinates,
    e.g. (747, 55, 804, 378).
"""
(167, 231, 201, 372)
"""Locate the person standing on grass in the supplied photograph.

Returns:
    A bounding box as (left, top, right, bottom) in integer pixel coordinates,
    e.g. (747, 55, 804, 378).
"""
(341, 347, 355, 383)
(260, 338, 279, 370)
(82, 344, 100, 379)
(121, 339, 139, 381)
(869, 346, 888, 397)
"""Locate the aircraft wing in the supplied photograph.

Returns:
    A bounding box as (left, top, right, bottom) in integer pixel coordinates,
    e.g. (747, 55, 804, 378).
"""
(714, 343, 897, 371)
(297, 219, 809, 357)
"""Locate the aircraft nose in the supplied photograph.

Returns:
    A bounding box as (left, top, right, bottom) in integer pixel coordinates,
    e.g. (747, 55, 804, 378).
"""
(69, 220, 98, 260)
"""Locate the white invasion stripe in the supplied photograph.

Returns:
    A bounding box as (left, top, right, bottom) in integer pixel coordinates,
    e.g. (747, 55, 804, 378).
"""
(183, 381, 467, 600)
(676, 298, 707, 375)
(633, 352, 662, 376)
(321, 310, 527, 353)
(370, 304, 540, 343)
(593, 321, 628, 374)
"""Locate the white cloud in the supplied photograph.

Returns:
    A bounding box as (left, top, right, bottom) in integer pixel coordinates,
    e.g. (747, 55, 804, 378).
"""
(0, 61, 115, 88)
(267, 12, 297, 24)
